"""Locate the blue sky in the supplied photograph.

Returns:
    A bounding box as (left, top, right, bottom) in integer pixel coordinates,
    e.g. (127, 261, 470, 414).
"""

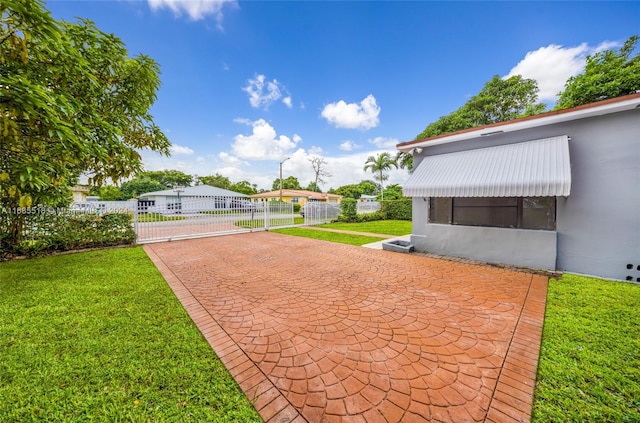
(46, 1, 639, 191)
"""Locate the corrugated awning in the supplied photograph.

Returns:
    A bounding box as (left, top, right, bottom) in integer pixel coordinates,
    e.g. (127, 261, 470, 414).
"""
(402, 135, 571, 197)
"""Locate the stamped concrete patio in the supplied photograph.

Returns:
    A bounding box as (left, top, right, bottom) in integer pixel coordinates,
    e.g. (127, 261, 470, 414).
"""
(144, 231, 548, 423)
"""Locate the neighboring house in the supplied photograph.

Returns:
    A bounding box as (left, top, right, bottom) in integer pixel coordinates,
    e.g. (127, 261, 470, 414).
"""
(139, 185, 249, 212)
(359, 195, 378, 203)
(398, 93, 640, 282)
(70, 185, 90, 203)
(250, 189, 342, 206)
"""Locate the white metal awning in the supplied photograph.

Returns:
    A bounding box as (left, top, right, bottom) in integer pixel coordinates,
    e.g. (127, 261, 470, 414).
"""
(402, 135, 571, 197)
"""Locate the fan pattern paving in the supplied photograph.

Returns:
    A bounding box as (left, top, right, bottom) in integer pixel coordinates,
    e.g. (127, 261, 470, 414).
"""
(145, 231, 548, 422)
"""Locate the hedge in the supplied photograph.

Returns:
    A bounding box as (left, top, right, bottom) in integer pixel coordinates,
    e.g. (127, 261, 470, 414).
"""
(381, 198, 412, 220)
(337, 198, 412, 222)
(1, 207, 136, 259)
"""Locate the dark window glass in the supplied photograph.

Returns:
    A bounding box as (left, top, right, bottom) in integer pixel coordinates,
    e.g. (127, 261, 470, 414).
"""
(429, 197, 452, 224)
(522, 197, 556, 230)
(452, 197, 518, 228)
(429, 196, 556, 230)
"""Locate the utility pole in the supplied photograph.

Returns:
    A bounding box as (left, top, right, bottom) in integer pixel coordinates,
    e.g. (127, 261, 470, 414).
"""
(279, 157, 290, 202)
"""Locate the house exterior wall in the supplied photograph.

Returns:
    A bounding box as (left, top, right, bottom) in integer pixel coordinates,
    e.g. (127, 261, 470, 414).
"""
(410, 108, 640, 281)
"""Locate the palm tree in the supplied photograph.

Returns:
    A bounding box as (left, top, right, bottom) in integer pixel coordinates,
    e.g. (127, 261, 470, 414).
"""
(395, 151, 413, 172)
(363, 152, 398, 201)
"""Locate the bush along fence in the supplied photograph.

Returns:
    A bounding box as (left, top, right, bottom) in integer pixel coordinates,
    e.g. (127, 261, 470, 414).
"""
(338, 198, 412, 223)
(0, 206, 136, 259)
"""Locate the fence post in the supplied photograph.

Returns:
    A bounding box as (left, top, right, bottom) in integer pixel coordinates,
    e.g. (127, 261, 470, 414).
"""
(133, 200, 139, 242)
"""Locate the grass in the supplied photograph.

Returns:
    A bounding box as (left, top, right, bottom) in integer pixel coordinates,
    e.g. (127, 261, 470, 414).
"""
(0, 248, 261, 422)
(271, 227, 386, 246)
(136, 213, 186, 222)
(318, 220, 411, 236)
(532, 274, 640, 422)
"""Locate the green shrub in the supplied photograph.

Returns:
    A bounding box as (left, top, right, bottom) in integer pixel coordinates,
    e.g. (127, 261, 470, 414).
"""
(381, 198, 412, 220)
(339, 198, 358, 222)
(1, 208, 136, 259)
(293, 203, 301, 213)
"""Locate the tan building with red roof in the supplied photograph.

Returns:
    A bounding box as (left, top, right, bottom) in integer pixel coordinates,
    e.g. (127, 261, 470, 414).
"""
(250, 189, 341, 206)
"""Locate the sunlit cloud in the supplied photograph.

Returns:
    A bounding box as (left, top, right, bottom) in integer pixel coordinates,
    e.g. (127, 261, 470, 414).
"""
(147, 0, 237, 29)
(505, 40, 621, 102)
(170, 144, 194, 155)
(231, 119, 301, 160)
(321, 94, 380, 129)
(242, 74, 293, 110)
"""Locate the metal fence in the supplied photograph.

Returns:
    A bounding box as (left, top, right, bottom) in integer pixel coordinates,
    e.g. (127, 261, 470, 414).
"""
(357, 202, 381, 214)
(134, 197, 295, 243)
(303, 202, 341, 225)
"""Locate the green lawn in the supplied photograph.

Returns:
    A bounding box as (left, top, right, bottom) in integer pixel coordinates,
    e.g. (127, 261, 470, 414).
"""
(0, 248, 261, 422)
(271, 227, 386, 246)
(318, 220, 411, 236)
(532, 274, 640, 422)
(136, 212, 186, 222)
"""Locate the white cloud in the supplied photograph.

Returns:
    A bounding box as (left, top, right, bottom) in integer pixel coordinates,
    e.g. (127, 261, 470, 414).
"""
(196, 156, 206, 164)
(242, 74, 292, 110)
(218, 151, 249, 166)
(147, 0, 236, 28)
(321, 94, 380, 129)
(505, 40, 621, 102)
(170, 144, 194, 155)
(308, 146, 323, 155)
(368, 136, 399, 149)
(339, 140, 358, 151)
(232, 119, 301, 160)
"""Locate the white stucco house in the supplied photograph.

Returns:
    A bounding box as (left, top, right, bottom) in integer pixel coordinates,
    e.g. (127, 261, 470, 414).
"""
(138, 185, 250, 213)
(398, 93, 640, 282)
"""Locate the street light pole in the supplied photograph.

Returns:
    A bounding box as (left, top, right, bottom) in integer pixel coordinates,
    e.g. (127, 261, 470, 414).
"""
(279, 157, 290, 203)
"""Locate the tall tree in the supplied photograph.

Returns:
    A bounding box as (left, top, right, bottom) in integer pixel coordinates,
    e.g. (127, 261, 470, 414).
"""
(308, 156, 332, 189)
(363, 153, 397, 201)
(306, 182, 321, 193)
(119, 177, 165, 199)
(556, 35, 640, 109)
(271, 176, 301, 191)
(89, 185, 126, 201)
(416, 75, 545, 139)
(143, 170, 192, 187)
(229, 180, 258, 196)
(1, 0, 169, 245)
(199, 173, 231, 189)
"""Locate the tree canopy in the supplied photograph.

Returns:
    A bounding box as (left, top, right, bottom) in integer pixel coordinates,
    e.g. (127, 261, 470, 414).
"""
(272, 176, 301, 191)
(143, 170, 192, 188)
(0, 0, 169, 211)
(556, 35, 640, 109)
(334, 180, 377, 199)
(415, 75, 545, 139)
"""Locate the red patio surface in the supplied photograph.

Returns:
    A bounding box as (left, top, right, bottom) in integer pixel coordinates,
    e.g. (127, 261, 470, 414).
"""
(143, 231, 548, 422)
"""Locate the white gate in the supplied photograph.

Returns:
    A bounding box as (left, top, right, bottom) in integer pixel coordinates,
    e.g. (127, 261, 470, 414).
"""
(134, 197, 294, 243)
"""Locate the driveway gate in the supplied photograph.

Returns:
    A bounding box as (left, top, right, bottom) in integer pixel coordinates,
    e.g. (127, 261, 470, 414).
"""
(134, 197, 294, 243)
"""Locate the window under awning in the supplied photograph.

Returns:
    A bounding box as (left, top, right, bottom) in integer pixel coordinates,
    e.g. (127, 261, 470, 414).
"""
(403, 135, 571, 197)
